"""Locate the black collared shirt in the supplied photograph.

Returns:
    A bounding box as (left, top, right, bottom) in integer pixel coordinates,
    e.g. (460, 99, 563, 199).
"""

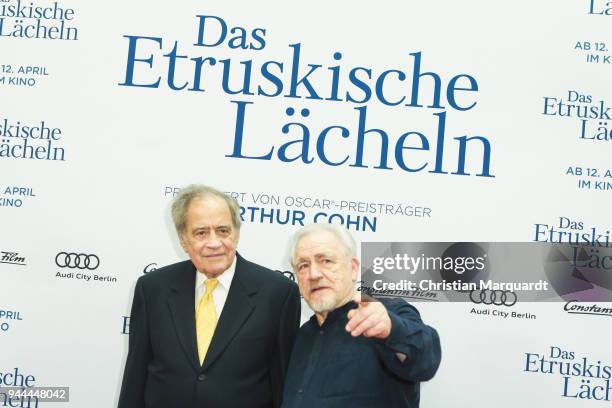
(281, 299, 441, 408)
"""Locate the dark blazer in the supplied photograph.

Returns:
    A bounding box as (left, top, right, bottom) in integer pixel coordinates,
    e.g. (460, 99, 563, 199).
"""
(118, 253, 301, 408)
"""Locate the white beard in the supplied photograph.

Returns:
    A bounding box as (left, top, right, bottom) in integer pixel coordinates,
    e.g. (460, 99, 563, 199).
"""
(308, 295, 337, 314)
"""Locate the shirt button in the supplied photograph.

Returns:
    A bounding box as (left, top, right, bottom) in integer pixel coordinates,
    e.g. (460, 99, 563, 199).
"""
(298, 389, 303, 394)
(319, 330, 324, 335)
(197, 374, 206, 381)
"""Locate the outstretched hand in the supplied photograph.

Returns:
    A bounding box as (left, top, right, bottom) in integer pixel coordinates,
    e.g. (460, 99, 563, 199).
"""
(345, 293, 392, 339)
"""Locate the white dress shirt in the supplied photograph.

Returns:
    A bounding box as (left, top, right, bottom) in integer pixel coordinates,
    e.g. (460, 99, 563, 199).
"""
(195, 257, 237, 317)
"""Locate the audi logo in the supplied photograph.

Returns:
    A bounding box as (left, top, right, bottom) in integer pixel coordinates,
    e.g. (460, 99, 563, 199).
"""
(55, 252, 100, 270)
(469, 289, 517, 306)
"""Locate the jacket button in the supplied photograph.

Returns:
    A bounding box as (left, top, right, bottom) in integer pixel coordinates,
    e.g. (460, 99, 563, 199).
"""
(197, 374, 206, 381)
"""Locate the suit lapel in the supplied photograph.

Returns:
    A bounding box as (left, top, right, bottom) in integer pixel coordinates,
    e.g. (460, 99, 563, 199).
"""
(167, 262, 200, 373)
(202, 254, 258, 371)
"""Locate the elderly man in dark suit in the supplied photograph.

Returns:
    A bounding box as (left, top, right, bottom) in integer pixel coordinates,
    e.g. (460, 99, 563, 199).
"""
(118, 184, 301, 408)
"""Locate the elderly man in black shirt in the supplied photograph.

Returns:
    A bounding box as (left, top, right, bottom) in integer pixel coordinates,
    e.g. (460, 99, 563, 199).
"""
(282, 224, 441, 408)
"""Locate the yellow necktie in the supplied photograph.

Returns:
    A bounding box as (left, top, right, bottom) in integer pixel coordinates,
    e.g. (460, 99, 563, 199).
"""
(196, 278, 219, 365)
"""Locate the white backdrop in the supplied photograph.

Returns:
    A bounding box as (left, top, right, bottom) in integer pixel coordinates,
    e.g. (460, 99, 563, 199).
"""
(1, 1, 611, 407)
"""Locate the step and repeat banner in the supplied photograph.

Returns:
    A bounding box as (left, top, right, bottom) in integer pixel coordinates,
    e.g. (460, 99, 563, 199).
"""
(1, 0, 611, 407)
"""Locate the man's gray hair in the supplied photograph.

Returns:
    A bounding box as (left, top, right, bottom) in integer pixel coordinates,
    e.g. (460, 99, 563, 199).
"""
(288, 223, 357, 267)
(171, 184, 242, 235)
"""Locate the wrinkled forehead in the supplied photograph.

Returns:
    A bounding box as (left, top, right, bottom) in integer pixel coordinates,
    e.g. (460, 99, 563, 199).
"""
(294, 231, 347, 260)
(186, 197, 233, 225)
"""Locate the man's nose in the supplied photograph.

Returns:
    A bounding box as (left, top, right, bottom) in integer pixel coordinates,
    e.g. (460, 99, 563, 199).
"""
(308, 264, 323, 280)
(205, 232, 222, 248)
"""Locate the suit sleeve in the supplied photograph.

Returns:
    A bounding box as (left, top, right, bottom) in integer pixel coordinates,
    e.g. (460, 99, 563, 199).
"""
(270, 283, 301, 408)
(118, 276, 152, 408)
(375, 299, 441, 382)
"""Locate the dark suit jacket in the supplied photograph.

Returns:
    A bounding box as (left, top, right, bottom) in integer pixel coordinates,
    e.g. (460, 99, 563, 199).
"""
(118, 254, 301, 408)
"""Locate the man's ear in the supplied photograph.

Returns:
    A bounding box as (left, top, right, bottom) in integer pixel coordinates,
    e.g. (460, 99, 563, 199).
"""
(350, 256, 359, 282)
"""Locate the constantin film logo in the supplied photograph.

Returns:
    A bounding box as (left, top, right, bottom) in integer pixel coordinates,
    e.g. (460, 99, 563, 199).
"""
(143, 262, 157, 274)
(0, 250, 26, 266)
(564, 301, 612, 317)
(278, 270, 295, 282)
